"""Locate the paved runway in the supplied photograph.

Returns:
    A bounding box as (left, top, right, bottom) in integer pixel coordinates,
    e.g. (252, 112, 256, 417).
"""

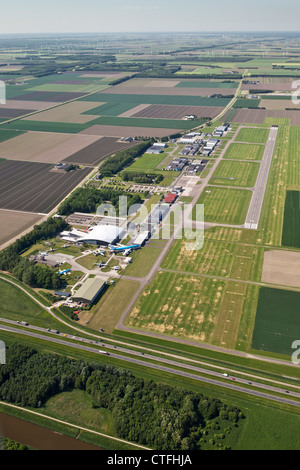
(244, 126, 278, 230)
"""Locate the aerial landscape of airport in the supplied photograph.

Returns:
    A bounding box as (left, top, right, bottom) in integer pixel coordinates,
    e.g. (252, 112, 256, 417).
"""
(0, 1, 299, 456)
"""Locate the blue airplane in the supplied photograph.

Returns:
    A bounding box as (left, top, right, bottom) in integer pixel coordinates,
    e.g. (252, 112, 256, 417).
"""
(109, 244, 140, 254)
(56, 269, 71, 275)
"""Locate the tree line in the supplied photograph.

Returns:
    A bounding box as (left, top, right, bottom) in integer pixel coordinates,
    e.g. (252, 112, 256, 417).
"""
(0, 343, 245, 451)
(58, 187, 143, 216)
(121, 171, 164, 185)
(99, 140, 154, 177)
(0, 217, 68, 290)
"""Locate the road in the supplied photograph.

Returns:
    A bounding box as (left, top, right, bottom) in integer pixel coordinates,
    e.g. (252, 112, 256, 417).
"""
(244, 126, 278, 229)
(0, 322, 299, 408)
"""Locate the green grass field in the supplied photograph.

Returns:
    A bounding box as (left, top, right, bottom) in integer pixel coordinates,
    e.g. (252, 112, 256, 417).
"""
(126, 270, 225, 342)
(126, 152, 169, 171)
(2, 119, 92, 134)
(88, 279, 140, 333)
(281, 190, 300, 248)
(0, 278, 60, 329)
(223, 143, 265, 161)
(193, 187, 252, 225)
(209, 160, 260, 188)
(251, 287, 300, 355)
(124, 244, 167, 278)
(236, 127, 270, 144)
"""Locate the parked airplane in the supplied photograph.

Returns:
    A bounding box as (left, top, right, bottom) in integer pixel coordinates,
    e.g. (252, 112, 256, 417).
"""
(109, 244, 140, 253)
(56, 269, 71, 275)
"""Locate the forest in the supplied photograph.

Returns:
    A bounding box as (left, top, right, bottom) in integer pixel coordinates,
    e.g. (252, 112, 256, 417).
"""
(0, 343, 245, 450)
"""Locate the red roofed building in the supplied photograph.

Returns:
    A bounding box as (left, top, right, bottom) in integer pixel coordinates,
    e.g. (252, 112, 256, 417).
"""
(164, 193, 177, 204)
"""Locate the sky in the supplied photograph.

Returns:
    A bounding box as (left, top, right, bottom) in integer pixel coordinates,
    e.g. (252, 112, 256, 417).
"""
(1, 0, 300, 34)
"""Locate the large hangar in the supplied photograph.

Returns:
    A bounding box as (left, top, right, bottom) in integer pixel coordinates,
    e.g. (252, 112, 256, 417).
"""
(61, 225, 126, 246)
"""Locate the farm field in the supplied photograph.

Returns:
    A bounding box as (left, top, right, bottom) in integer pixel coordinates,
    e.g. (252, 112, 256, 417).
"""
(9, 90, 87, 102)
(233, 99, 261, 108)
(251, 287, 300, 356)
(26, 82, 109, 94)
(95, 81, 235, 98)
(0, 131, 101, 163)
(63, 137, 137, 166)
(0, 108, 34, 119)
(2, 119, 92, 134)
(84, 115, 200, 130)
(209, 160, 260, 188)
(0, 99, 56, 110)
(162, 238, 264, 283)
(259, 99, 296, 110)
(226, 108, 300, 126)
(241, 82, 295, 91)
(175, 80, 237, 88)
(235, 127, 270, 144)
(24, 101, 106, 124)
(80, 92, 231, 107)
(0, 210, 43, 247)
(281, 190, 300, 248)
(223, 143, 265, 160)
(261, 249, 300, 288)
(0, 159, 90, 213)
(193, 186, 252, 225)
(0, 129, 25, 143)
(80, 124, 183, 138)
(130, 104, 223, 120)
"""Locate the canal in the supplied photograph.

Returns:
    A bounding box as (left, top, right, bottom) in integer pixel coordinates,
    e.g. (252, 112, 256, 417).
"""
(0, 412, 103, 450)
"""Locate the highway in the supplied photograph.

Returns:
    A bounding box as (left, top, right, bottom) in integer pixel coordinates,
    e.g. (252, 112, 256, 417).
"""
(244, 126, 278, 230)
(1, 322, 300, 408)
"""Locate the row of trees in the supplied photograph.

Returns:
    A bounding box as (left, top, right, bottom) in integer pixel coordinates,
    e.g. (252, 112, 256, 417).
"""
(58, 187, 143, 216)
(0, 343, 245, 450)
(99, 140, 154, 177)
(121, 171, 164, 185)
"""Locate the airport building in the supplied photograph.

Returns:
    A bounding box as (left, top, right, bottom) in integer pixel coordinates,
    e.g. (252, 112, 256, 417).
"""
(72, 276, 107, 305)
(60, 225, 126, 246)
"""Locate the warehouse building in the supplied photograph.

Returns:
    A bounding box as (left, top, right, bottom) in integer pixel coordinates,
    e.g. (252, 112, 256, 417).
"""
(72, 276, 107, 305)
(149, 204, 170, 224)
(134, 231, 150, 246)
(146, 146, 163, 154)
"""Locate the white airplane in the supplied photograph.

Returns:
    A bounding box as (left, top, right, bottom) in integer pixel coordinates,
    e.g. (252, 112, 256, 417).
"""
(109, 244, 139, 253)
